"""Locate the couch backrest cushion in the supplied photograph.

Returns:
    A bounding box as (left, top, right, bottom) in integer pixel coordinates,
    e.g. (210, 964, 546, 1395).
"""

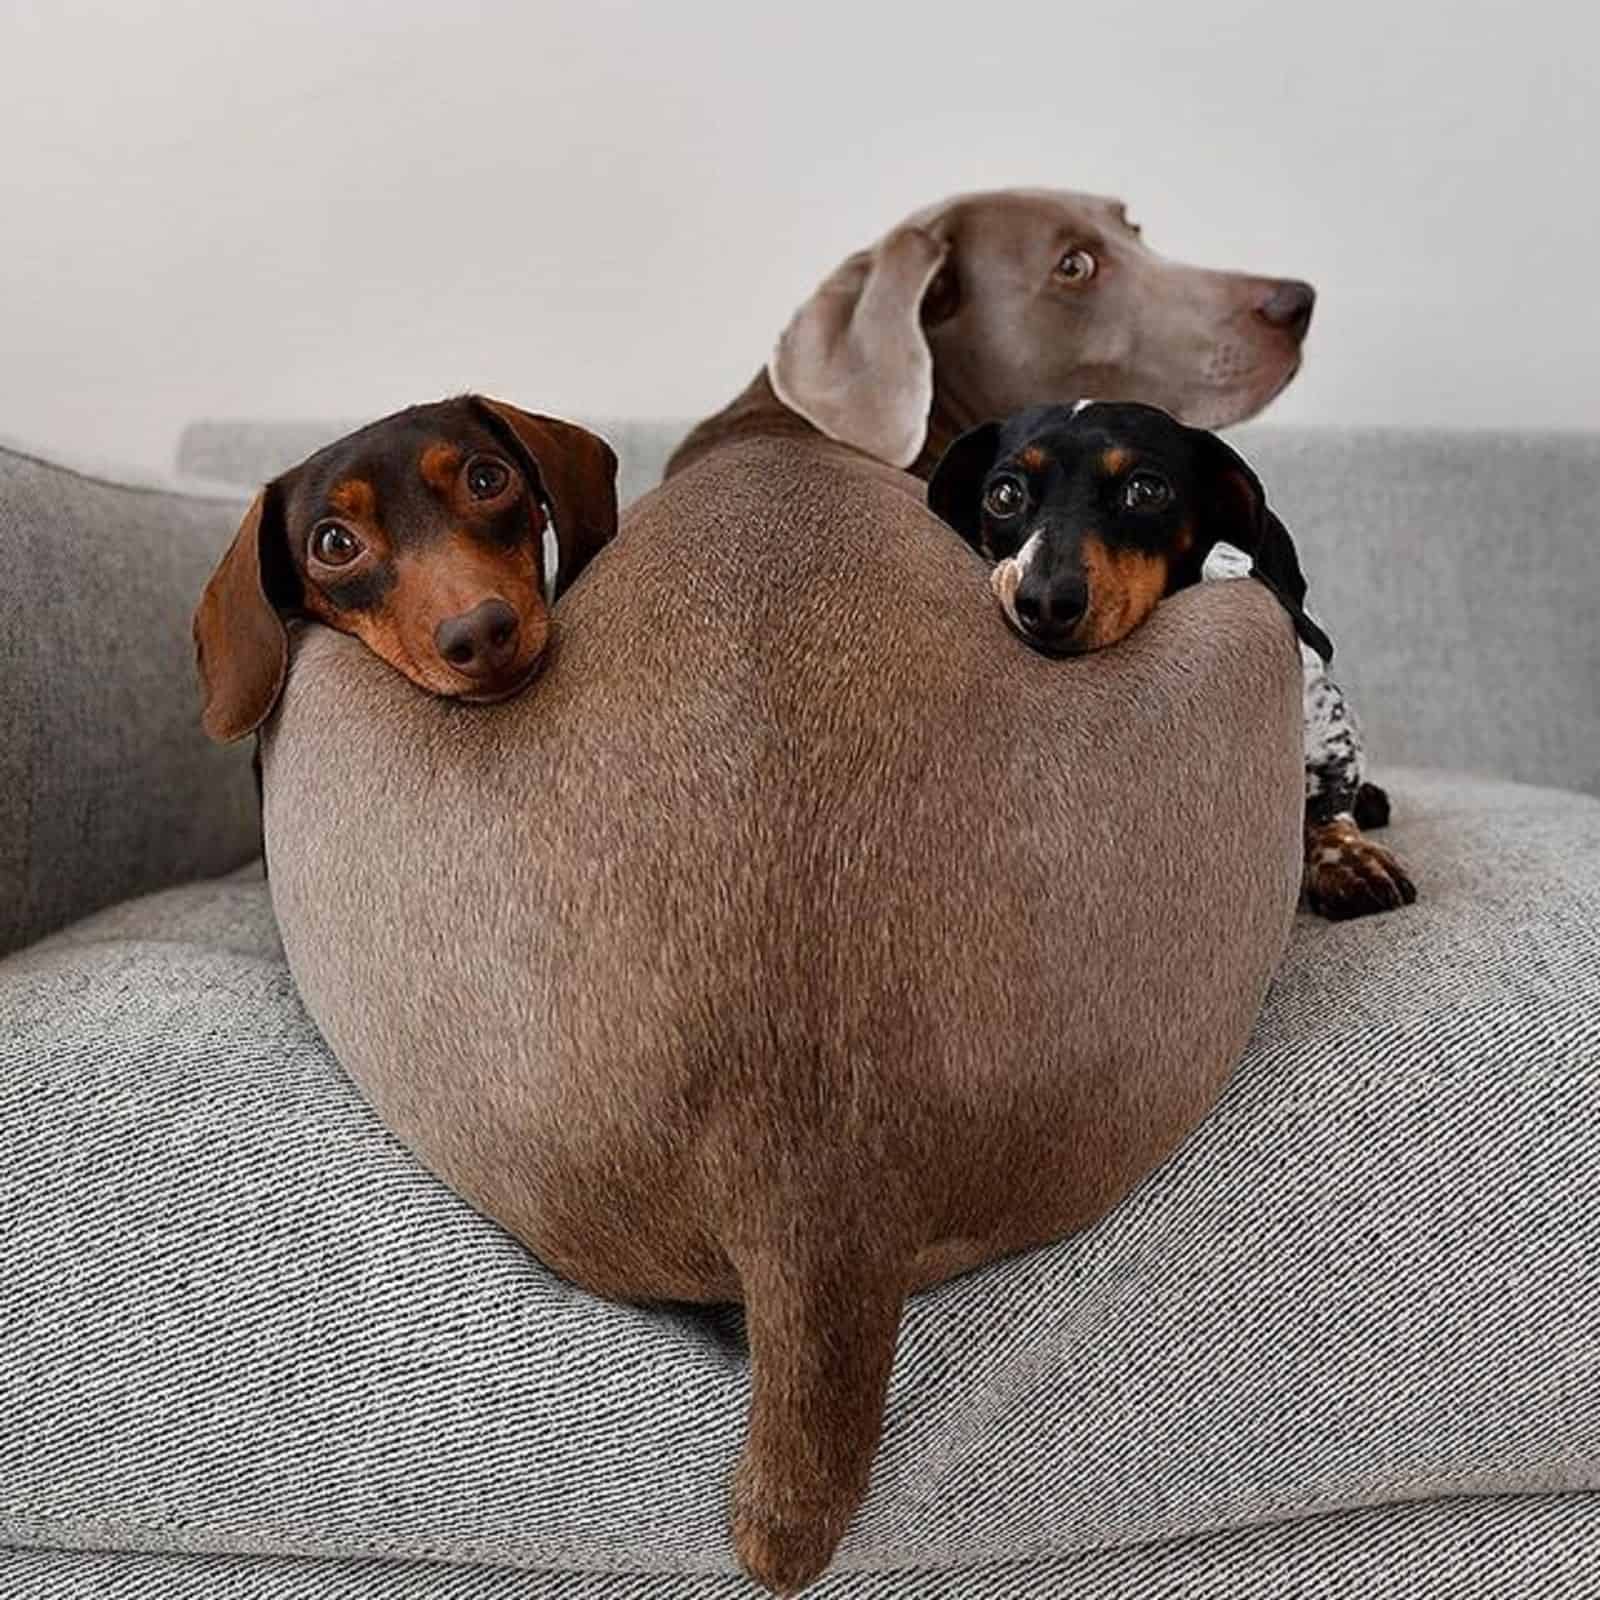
(1234, 425, 1600, 798)
(0, 444, 260, 956)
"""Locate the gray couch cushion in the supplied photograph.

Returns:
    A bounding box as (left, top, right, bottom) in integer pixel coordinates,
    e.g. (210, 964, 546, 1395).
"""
(4, 769, 1597, 1581)
(1232, 426, 1600, 798)
(3, 1494, 1597, 1597)
(0, 443, 259, 957)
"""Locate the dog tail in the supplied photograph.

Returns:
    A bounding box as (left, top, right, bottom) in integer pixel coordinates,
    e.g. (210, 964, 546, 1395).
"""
(731, 1230, 906, 1594)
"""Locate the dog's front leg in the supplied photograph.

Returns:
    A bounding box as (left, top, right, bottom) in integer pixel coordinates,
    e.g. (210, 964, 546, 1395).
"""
(1301, 652, 1416, 919)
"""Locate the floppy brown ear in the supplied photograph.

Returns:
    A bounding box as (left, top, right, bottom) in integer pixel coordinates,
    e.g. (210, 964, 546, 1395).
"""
(927, 420, 1003, 552)
(193, 487, 293, 743)
(768, 224, 952, 468)
(469, 398, 619, 598)
(1193, 432, 1334, 663)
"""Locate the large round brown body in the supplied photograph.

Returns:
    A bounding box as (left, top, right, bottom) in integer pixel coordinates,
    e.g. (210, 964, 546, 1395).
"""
(263, 439, 1302, 1591)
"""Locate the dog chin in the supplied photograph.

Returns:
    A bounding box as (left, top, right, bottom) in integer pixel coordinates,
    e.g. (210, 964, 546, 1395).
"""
(1182, 355, 1303, 430)
(451, 659, 546, 705)
(1002, 610, 1092, 659)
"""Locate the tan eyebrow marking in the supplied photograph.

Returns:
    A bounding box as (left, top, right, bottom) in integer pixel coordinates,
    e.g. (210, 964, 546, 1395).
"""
(328, 478, 376, 520)
(1019, 446, 1047, 471)
(1101, 448, 1133, 476)
(419, 443, 462, 496)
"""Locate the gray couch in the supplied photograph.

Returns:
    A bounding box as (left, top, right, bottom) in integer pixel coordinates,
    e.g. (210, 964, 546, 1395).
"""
(3, 420, 1598, 1597)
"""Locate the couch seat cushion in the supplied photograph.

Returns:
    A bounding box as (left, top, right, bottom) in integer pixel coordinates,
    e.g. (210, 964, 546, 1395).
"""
(2, 770, 1597, 1576)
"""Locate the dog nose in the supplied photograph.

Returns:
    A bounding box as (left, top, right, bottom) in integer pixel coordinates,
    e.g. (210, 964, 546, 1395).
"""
(434, 598, 520, 679)
(1256, 279, 1316, 338)
(1013, 575, 1088, 641)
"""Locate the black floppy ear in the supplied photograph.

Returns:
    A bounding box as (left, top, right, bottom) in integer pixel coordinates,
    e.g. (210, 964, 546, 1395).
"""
(1193, 431, 1333, 663)
(928, 421, 1004, 552)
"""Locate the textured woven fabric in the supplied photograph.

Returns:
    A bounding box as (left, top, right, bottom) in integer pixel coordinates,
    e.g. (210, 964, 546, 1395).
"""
(5, 1493, 1600, 1597)
(174, 420, 1600, 799)
(4, 769, 1597, 1586)
(0, 443, 258, 957)
(1230, 425, 1600, 798)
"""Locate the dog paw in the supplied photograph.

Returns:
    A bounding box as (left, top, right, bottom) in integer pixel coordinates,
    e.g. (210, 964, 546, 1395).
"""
(1305, 823, 1416, 920)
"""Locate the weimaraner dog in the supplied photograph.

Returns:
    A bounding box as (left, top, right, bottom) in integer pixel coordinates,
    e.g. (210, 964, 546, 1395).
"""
(670, 188, 1411, 917)
(242, 190, 1316, 1594)
(670, 187, 1316, 479)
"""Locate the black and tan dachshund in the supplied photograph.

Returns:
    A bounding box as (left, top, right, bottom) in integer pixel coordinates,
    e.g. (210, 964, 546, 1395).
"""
(929, 401, 1415, 920)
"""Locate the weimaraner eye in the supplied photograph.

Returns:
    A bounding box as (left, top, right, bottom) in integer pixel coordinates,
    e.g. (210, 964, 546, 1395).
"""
(1054, 249, 1097, 284)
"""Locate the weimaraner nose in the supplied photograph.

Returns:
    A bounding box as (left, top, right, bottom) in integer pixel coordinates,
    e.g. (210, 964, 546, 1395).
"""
(435, 598, 520, 678)
(1257, 280, 1316, 338)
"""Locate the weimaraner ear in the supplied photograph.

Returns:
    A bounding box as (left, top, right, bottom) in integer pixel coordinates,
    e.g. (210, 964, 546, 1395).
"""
(768, 224, 952, 468)
(469, 397, 619, 598)
(193, 486, 294, 744)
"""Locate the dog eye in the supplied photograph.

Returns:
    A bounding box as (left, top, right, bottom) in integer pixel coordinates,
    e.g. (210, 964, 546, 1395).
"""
(1054, 248, 1097, 284)
(1123, 471, 1172, 512)
(983, 475, 1027, 520)
(309, 521, 363, 566)
(466, 457, 512, 499)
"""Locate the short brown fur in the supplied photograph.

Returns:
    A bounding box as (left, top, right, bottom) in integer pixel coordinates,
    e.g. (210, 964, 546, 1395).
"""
(260, 444, 1305, 1591)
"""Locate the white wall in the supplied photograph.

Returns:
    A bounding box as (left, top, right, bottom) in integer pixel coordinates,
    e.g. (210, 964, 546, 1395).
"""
(3, 0, 1597, 475)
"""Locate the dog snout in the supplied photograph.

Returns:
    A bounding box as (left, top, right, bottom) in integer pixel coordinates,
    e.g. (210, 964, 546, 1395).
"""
(1013, 573, 1088, 645)
(1255, 279, 1316, 339)
(434, 598, 521, 680)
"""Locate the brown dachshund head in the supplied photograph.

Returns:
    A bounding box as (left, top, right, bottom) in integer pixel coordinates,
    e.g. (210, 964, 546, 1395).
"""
(768, 189, 1315, 470)
(194, 397, 618, 742)
(929, 400, 1331, 661)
